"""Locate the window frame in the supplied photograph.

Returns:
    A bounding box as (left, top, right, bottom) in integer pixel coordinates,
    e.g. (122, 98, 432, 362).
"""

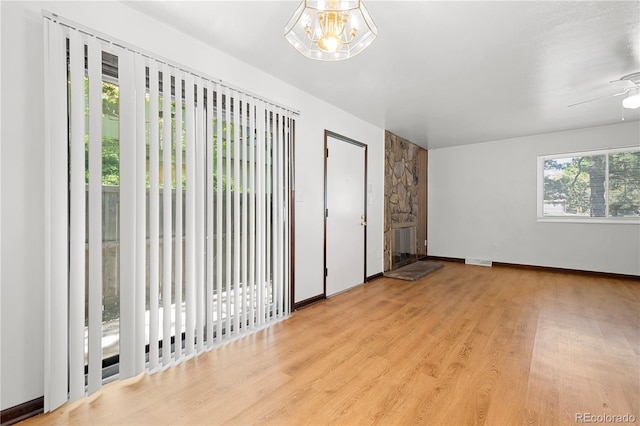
(537, 146, 640, 224)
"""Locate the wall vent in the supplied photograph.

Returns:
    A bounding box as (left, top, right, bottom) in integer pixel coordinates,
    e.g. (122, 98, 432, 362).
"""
(465, 258, 493, 267)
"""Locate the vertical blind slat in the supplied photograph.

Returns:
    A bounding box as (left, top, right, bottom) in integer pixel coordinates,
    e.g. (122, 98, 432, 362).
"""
(184, 73, 196, 356)
(248, 100, 256, 330)
(118, 48, 138, 379)
(87, 36, 103, 395)
(174, 72, 184, 360)
(286, 113, 292, 315)
(283, 113, 289, 315)
(225, 87, 232, 336)
(215, 87, 224, 342)
(282, 113, 288, 316)
(162, 64, 173, 366)
(206, 81, 215, 348)
(233, 93, 241, 336)
(285, 112, 292, 315)
(134, 54, 147, 374)
(265, 106, 272, 324)
(68, 29, 86, 402)
(274, 111, 282, 319)
(241, 95, 249, 332)
(272, 110, 278, 318)
(266, 104, 273, 322)
(195, 79, 205, 352)
(256, 101, 265, 327)
(44, 20, 69, 412)
(148, 60, 160, 370)
(279, 111, 286, 318)
(282, 112, 289, 316)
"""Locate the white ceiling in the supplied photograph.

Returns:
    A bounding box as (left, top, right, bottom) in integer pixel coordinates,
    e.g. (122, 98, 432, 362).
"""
(124, 1, 640, 149)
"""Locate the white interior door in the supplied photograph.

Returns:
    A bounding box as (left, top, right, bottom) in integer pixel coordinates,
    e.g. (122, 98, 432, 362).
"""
(326, 134, 366, 296)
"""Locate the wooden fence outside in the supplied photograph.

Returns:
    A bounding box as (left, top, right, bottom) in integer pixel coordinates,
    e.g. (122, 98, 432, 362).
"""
(86, 186, 264, 318)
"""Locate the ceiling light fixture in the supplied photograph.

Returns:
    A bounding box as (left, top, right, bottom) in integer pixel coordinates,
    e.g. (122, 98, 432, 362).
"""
(284, 0, 377, 61)
(622, 90, 640, 109)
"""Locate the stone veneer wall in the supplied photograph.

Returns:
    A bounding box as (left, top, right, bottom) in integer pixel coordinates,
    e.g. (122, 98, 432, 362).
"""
(384, 131, 424, 271)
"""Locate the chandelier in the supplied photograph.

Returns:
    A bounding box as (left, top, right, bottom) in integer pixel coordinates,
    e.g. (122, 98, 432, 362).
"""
(285, 0, 377, 61)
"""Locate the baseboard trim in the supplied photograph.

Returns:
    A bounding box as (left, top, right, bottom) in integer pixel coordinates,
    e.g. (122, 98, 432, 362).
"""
(293, 294, 326, 310)
(492, 261, 640, 281)
(1, 396, 44, 426)
(366, 272, 383, 282)
(427, 256, 639, 280)
(426, 256, 465, 263)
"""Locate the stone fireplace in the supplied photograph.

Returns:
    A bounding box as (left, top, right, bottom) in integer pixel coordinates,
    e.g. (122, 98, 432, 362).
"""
(384, 131, 427, 272)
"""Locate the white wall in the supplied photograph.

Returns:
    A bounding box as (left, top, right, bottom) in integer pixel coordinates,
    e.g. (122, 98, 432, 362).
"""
(0, 1, 384, 410)
(428, 121, 640, 276)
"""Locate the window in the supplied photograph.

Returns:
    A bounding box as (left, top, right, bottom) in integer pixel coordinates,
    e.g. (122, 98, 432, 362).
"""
(538, 148, 640, 222)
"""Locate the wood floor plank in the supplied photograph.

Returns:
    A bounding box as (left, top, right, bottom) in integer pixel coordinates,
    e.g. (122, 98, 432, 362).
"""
(22, 262, 639, 425)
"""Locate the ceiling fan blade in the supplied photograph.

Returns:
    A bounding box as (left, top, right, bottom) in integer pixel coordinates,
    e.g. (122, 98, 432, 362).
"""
(612, 72, 640, 87)
(568, 91, 627, 107)
(610, 79, 636, 88)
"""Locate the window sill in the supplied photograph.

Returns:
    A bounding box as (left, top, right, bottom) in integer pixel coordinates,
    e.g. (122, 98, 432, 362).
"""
(537, 217, 640, 224)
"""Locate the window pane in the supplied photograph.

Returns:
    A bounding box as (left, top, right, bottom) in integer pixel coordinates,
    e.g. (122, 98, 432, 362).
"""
(101, 80, 121, 365)
(608, 151, 640, 217)
(543, 155, 606, 217)
(82, 77, 121, 368)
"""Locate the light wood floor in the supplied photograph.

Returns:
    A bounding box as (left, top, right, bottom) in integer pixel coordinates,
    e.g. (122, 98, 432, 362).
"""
(25, 262, 639, 425)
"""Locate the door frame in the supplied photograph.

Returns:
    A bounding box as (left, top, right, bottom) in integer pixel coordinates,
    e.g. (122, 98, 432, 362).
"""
(323, 130, 368, 297)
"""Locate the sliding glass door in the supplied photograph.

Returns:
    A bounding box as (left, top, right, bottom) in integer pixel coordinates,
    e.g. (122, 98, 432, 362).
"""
(44, 13, 294, 411)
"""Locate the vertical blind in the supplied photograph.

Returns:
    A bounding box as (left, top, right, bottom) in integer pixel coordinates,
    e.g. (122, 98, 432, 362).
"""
(43, 13, 294, 412)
